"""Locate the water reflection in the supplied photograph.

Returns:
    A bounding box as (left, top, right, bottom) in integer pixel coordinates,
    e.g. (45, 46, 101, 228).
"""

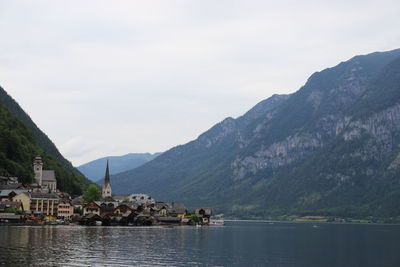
(0, 222, 400, 266)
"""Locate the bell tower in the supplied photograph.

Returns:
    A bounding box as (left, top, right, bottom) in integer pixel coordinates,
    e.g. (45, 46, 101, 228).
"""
(33, 156, 43, 185)
(102, 160, 112, 199)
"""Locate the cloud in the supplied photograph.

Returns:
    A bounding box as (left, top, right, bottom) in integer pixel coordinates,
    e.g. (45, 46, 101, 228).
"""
(0, 0, 399, 165)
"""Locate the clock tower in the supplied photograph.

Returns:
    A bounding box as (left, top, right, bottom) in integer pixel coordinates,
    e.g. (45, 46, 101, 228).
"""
(102, 160, 112, 199)
(33, 156, 43, 185)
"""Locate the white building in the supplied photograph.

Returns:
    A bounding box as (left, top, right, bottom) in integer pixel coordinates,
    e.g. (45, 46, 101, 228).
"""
(128, 193, 155, 205)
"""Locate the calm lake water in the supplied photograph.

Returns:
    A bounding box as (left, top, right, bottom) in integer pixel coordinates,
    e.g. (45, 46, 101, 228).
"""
(1, 221, 400, 266)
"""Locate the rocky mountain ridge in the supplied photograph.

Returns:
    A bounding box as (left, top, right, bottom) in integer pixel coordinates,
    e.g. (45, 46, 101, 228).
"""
(110, 49, 400, 219)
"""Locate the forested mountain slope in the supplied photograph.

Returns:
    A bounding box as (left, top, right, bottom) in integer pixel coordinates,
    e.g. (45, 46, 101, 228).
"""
(0, 87, 90, 195)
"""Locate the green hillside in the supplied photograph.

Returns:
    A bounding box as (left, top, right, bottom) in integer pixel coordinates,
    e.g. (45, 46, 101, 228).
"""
(0, 87, 91, 195)
(0, 103, 39, 180)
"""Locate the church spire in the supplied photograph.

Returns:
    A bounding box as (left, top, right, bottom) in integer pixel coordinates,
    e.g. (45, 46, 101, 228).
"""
(104, 159, 110, 186)
(102, 160, 112, 199)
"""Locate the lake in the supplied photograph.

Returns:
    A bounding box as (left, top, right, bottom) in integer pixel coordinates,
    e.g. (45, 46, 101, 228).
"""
(1, 221, 400, 266)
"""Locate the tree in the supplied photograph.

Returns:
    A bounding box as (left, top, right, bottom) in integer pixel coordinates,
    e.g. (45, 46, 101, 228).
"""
(83, 184, 101, 204)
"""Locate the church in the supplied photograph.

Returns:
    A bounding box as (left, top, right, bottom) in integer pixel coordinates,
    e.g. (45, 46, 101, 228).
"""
(102, 160, 113, 200)
(33, 156, 57, 191)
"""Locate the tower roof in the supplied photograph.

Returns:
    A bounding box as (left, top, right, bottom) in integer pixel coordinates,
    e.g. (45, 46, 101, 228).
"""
(104, 160, 110, 186)
(33, 156, 43, 164)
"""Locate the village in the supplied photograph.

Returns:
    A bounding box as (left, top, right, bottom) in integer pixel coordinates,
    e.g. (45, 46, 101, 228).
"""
(0, 156, 218, 226)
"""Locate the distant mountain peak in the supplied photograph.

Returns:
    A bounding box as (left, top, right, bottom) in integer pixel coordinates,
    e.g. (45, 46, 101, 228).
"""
(78, 152, 161, 181)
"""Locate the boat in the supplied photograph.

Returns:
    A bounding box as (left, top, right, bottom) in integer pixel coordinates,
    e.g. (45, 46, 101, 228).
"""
(209, 219, 224, 226)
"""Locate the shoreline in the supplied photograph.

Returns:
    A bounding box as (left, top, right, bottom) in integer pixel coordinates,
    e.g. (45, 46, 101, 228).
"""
(2, 219, 400, 227)
(224, 218, 400, 225)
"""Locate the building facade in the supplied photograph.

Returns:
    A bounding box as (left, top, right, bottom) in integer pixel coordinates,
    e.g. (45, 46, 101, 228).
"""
(13, 192, 59, 217)
(83, 201, 101, 215)
(13, 192, 31, 211)
(57, 200, 73, 218)
(128, 194, 155, 205)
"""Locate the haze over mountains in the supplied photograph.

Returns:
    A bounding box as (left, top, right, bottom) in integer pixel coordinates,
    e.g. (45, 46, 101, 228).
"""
(78, 153, 161, 182)
(109, 49, 400, 219)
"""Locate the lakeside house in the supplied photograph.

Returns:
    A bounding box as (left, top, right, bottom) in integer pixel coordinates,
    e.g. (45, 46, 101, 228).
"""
(57, 200, 73, 218)
(83, 201, 101, 216)
(167, 203, 187, 218)
(0, 189, 29, 201)
(195, 208, 212, 224)
(13, 192, 60, 218)
(114, 203, 138, 217)
(71, 196, 84, 211)
(97, 201, 120, 216)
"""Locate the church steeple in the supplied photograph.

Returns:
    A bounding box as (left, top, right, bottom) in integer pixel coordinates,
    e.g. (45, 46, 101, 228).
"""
(104, 160, 110, 186)
(102, 160, 112, 199)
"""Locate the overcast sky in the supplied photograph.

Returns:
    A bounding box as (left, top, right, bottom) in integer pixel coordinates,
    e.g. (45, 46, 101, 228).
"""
(0, 0, 399, 166)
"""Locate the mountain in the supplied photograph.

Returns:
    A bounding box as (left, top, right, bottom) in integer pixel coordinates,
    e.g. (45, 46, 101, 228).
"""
(0, 103, 40, 180)
(78, 153, 162, 182)
(110, 48, 400, 219)
(0, 86, 91, 195)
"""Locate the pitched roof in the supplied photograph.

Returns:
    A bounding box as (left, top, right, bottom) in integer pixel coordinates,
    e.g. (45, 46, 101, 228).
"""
(57, 192, 70, 199)
(94, 201, 119, 211)
(113, 195, 129, 201)
(103, 196, 115, 202)
(42, 170, 56, 182)
(168, 203, 186, 214)
(71, 196, 84, 205)
(0, 183, 23, 190)
(58, 199, 72, 205)
(0, 189, 29, 197)
(30, 192, 59, 200)
(154, 202, 169, 210)
(86, 201, 101, 208)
